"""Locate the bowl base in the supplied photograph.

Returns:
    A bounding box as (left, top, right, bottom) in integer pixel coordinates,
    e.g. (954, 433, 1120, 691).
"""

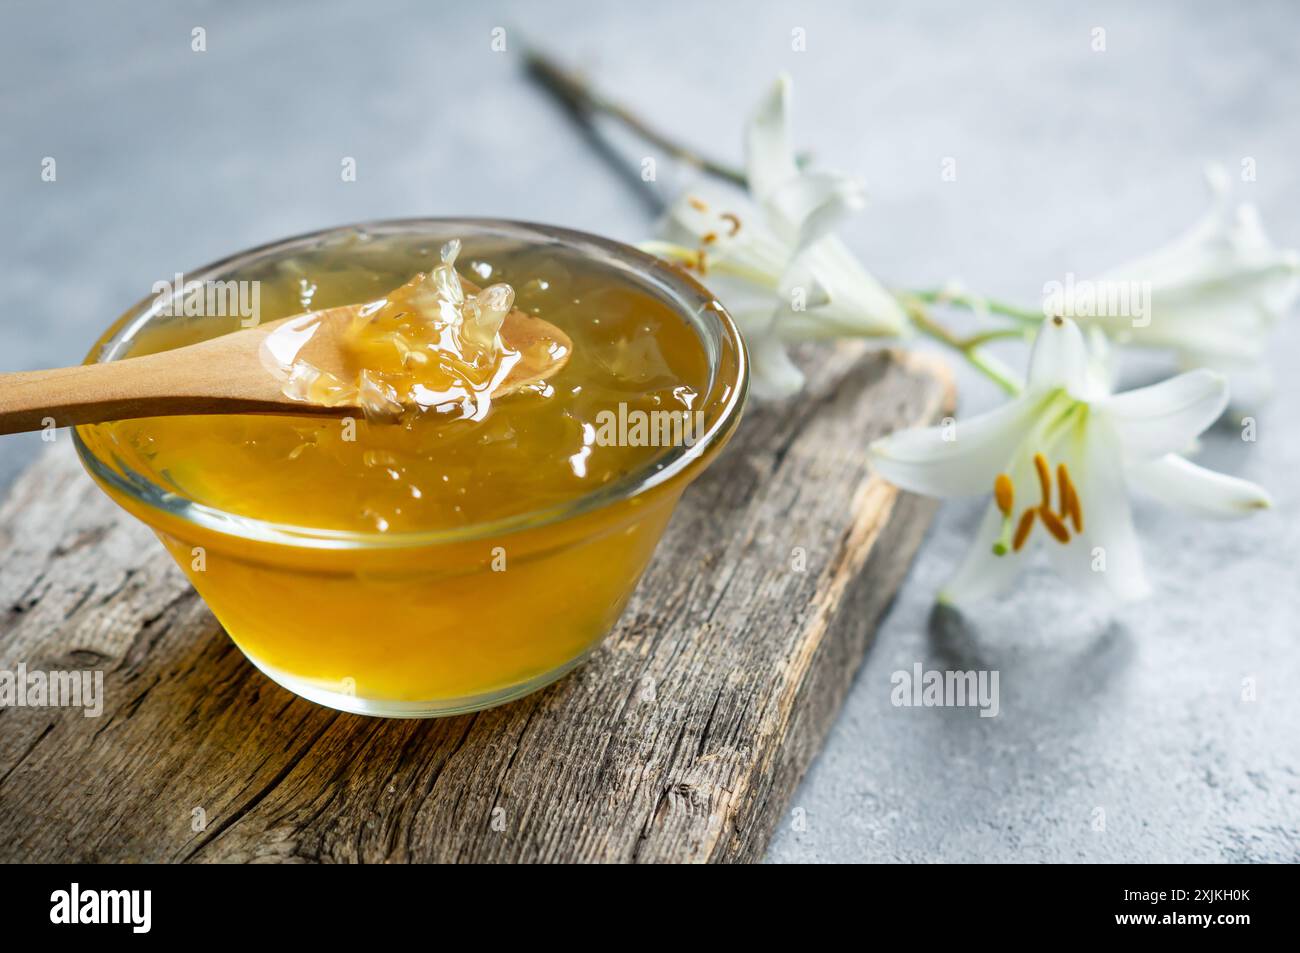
(243, 650, 596, 718)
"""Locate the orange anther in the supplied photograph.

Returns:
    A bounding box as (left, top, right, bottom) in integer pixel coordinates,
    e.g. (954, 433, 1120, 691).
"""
(1033, 453, 1052, 508)
(1013, 508, 1037, 552)
(1039, 505, 1071, 544)
(994, 473, 1014, 517)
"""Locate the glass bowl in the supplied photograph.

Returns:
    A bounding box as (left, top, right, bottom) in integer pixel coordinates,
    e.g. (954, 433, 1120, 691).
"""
(74, 219, 747, 717)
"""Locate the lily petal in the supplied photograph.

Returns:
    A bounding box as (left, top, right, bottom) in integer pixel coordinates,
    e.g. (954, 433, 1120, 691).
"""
(733, 308, 805, 399)
(869, 396, 1038, 498)
(744, 73, 799, 204)
(1098, 368, 1228, 460)
(779, 237, 909, 339)
(939, 500, 1028, 605)
(1045, 426, 1151, 602)
(766, 171, 866, 253)
(1127, 453, 1273, 518)
(1026, 316, 1089, 396)
(1176, 347, 1274, 408)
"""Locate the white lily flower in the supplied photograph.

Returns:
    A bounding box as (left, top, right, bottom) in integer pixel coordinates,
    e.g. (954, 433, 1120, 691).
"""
(1056, 165, 1300, 406)
(644, 73, 906, 399)
(868, 316, 1271, 605)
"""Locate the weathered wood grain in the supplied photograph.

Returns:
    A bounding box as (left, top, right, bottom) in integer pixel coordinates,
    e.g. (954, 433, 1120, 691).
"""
(0, 343, 951, 863)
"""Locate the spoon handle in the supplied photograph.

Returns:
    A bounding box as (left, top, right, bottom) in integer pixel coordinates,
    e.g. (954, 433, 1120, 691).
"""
(0, 340, 332, 436)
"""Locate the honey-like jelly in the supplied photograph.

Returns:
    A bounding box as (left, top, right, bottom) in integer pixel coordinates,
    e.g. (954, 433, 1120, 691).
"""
(77, 225, 740, 714)
(263, 238, 544, 424)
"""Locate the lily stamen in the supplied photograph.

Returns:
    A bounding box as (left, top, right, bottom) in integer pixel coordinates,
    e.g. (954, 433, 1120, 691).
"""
(998, 456, 1076, 553)
(1012, 508, 1037, 552)
(1057, 463, 1083, 533)
(1039, 505, 1071, 544)
(991, 473, 1015, 555)
(1033, 452, 1052, 508)
(994, 473, 1014, 516)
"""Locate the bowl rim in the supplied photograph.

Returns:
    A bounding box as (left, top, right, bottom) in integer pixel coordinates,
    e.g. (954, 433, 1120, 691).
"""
(73, 217, 749, 549)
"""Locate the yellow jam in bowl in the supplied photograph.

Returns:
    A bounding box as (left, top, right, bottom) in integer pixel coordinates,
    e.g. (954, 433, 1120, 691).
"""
(74, 221, 746, 716)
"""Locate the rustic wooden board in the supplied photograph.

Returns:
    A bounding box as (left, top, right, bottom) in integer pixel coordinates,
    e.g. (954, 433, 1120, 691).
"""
(0, 343, 951, 863)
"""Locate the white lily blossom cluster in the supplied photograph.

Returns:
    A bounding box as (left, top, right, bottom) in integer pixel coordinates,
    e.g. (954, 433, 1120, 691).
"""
(644, 73, 906, 399)
(643, 75, 1286, 605)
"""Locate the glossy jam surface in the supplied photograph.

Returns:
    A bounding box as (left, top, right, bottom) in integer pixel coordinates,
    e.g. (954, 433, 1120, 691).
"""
(91, 234, 710, 534)
(263, 239, 542, 423)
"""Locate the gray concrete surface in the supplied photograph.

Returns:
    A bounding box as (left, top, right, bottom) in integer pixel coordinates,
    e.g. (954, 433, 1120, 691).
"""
(1, 1, 1296, 862)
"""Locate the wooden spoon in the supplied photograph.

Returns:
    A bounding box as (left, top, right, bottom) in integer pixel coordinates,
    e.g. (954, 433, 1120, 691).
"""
(0, 276, 571, 436)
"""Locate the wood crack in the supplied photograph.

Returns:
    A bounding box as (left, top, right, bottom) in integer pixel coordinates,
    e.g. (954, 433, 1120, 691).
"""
(181, 712, 341, 862)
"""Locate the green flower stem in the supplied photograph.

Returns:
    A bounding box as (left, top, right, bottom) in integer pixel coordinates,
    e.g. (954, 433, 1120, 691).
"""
(908, 287, 1044, 325)
(901, 296, 1024, 396)
(963, 327, 1033, 348)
